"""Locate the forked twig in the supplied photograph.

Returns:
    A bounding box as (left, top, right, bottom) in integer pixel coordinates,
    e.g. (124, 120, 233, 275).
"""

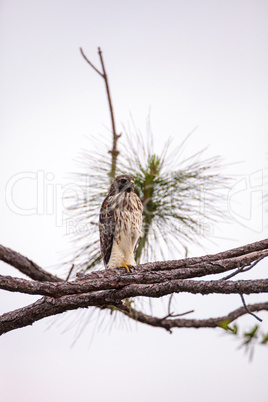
(223, 255, 266, 280)
(80, 46, 120, 180)
(80, 47, 103, 77)
(161, 309, 194, 321)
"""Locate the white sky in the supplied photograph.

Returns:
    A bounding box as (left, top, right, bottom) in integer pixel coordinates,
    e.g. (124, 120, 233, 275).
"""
(0, 1, 267, 401)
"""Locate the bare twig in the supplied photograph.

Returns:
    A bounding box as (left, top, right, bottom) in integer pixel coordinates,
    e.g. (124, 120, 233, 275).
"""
(80, 46, 121, 180)
(98, 47, 120, 144)
(79, 47, 103, 77)
(65, 264, 75, 282)
(171, 310, 195, 318)
(167, 292, 174, 315)
(240, 294, 263, 322)
(223, 255, 266, 280)
(161, 309, 194, 321)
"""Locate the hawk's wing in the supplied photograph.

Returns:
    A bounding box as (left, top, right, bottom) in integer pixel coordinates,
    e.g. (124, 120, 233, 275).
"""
(99, 195, 115, 267)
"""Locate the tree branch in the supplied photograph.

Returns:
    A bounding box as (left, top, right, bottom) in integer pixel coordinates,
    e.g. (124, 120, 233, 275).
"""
(1, 272, 267, 298)
(98, 47, 120, 144)
(0, 277, 267, 335)
(80, 46, 121, 180)
(141, 239, 268, 272)
(1, 247, 267, 297)
(0, 245, 62, 282)
(1, 290, 267, 336)
(0, 239, 267, 335)
(114, 302, 268, 332)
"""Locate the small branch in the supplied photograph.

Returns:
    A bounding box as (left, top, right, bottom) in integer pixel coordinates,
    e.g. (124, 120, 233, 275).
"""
(65, 264, 75, 282)
(240, 294, 263, 322)
(167, 293, 174, 315)
(80, 47, 103, 77)
(171, 310, 195, 318)
(80, 46, 121, 180)
(223, 266, 250, 281)
(98, 47, 118, 146)
(161, 309, 194, 321)
(223, 255, 266, 280)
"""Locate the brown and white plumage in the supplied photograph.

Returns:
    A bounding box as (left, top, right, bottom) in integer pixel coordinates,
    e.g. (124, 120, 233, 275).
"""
(99, 175, 143, 270)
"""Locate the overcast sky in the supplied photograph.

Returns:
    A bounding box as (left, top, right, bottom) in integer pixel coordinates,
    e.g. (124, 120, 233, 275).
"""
(0, 1, 267, 402)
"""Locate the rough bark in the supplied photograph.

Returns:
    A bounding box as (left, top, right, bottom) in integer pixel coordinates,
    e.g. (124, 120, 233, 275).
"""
(115, 301, 268, 332)
(0, 245, 62, 282)
(0, 239, 267, 336)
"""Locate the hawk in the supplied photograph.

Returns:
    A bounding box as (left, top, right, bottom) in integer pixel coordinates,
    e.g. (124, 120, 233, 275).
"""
(99, 175, 143, 272)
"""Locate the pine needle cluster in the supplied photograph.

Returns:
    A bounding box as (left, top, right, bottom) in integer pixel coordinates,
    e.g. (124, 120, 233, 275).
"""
(65, 122, 229, 276)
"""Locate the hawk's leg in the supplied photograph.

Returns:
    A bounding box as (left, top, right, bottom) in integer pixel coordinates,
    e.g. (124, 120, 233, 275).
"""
(121, 261, 134, 273)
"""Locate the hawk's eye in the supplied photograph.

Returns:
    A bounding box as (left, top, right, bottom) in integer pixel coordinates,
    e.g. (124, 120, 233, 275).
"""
(120, 179, 127, 184)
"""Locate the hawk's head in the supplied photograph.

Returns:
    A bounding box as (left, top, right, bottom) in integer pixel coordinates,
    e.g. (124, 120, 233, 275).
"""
(109, 175, 135, 196)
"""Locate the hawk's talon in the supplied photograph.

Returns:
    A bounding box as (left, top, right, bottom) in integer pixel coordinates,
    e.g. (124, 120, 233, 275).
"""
(128, 265, 135, 273)
(121, 261, 134, 273)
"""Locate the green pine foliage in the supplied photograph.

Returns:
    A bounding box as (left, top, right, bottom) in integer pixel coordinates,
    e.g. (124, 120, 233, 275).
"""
(65, 121, 229, 275)
(220, 322, 268, 361)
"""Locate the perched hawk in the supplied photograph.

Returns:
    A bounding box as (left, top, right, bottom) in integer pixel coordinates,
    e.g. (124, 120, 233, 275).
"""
(99, 175, 143, 271)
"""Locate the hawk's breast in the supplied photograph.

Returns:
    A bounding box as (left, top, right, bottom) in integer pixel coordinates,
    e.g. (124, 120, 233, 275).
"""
(112, 192, 143, 242)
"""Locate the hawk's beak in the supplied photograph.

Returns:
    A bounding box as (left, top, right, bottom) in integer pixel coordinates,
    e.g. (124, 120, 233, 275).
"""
(130, 180, 135, 188)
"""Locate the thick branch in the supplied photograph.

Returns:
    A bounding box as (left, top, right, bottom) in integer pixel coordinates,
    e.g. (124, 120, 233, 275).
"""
(115, 302, 268, 332)
(0, 294, 100, 335)
(1, 249, 267, 297)
(140, 239, 268, 272)
(0, 239, 267, 335)
(108, 278, 268, 300)
(0, 278, 267, 335)
(0, 245, 62, 282)
(1, 290, 267, 336)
